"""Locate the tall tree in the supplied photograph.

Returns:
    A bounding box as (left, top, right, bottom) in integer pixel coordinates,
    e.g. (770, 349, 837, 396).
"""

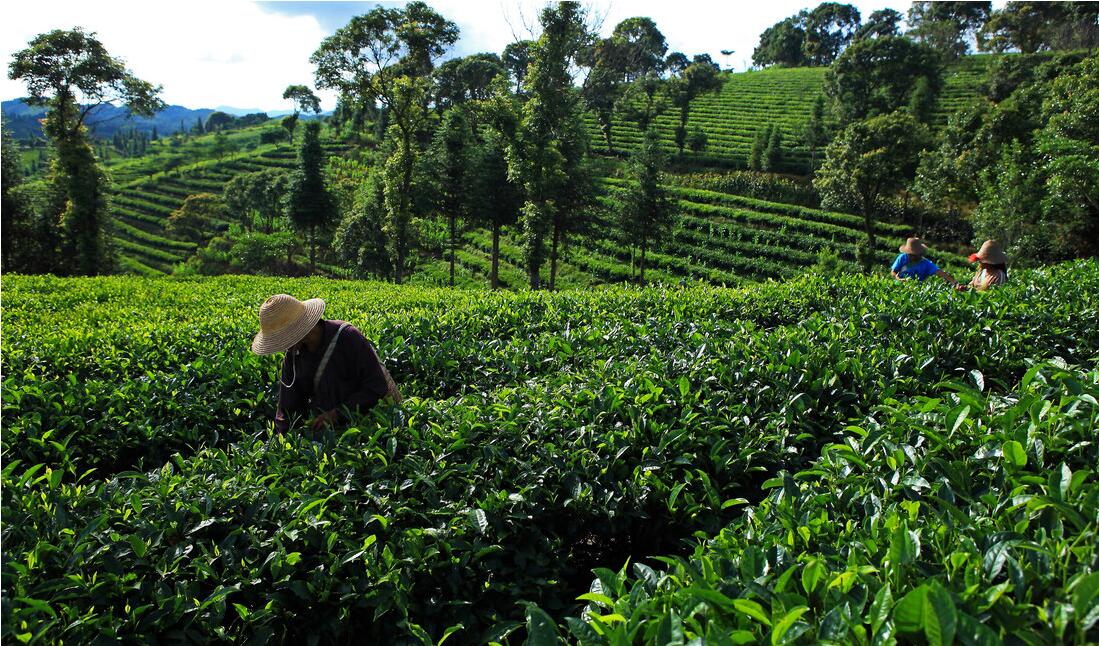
(801, 94, 827, 171)
(430, 107, 473, 286)
(285, 120, 336, 273)
(608, 17, 668, 82)
(224, 169, 290, 233)
(8, 27, 163, 275)
(826, 36, 941, 125)
(802, 3, 861, 66)
(501, 40, 533, 94)
(282, 84, 322, 115)
(753, 14, 809, 68)
(1, 118, 43, 272)
(670, 60, 722, 154)
(167, 193, 225, 243)
(814, 111, 930, 270)
(907, 1, 992, 59)
(620, 128, 674, 284)
(312, 2, 459, 283)
(511, 2, 594, 290)
(432, 53, 505, 111)
(855, 9, 903, 41)
(980, 2, 1099, 54)
(472, 127, 523, 289)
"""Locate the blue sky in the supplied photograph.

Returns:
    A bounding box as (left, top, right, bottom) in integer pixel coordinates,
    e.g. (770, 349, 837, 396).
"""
(3, 1, 1004, 112)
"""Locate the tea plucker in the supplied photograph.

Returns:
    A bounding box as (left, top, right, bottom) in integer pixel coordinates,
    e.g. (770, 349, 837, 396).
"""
(965, 239, 1009, 291)
(891, 237, 964, 289)
(251, 294, 400, 433)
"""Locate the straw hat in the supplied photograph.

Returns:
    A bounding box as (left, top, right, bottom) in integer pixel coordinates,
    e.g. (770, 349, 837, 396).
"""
(899, 237, 929, 255)
(251, 294, 325, 355)
(974, 239, 1007, 264)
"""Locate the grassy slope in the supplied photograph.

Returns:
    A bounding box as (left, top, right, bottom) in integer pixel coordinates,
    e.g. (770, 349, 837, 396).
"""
(585, 56, 998, 172)
(105, 124, 348, 275)
(108, 57, 993, 283)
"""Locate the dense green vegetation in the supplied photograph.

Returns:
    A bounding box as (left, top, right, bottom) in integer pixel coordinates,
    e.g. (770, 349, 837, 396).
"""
(2, 262, 1097, 642)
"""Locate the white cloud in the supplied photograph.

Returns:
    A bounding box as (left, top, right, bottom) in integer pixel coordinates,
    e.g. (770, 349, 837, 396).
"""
(2, 0, 338, 111)
(3, 1, 1009, 111)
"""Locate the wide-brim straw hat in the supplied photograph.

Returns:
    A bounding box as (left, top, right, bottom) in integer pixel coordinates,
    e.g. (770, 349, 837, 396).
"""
(251, 294, 325, 355)
(974, 239, 1007, 264)
(899, 237, 929, 255)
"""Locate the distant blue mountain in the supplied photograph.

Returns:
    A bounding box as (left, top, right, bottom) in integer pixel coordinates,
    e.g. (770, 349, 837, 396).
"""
(1, 99, 327, 139)
(1, 99, 219, 139)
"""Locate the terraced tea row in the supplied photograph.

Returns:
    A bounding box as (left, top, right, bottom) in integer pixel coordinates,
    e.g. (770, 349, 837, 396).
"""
(108, 143, 349, 274)
(3, 263, 1096, 643)
(585, 67, 827, 172)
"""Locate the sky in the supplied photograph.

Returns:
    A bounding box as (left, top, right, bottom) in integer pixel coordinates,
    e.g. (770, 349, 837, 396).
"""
(1, 0, 998, 113)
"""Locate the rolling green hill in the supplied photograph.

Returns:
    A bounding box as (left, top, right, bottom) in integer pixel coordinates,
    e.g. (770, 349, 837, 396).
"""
(107, 134, 954, 285)
(106, 127, 349, 275)
(586, 55, 1004, 172)
(585, 67, 827, 173)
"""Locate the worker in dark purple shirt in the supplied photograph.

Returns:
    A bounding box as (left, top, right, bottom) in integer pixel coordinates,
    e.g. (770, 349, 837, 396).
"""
(251, 294, 399, 433)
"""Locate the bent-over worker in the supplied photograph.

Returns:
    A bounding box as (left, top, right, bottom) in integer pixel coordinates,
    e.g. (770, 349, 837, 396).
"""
(251, 294, 400, 433)
(891, 237, 964, 290)
(965, 240, 1009, 291)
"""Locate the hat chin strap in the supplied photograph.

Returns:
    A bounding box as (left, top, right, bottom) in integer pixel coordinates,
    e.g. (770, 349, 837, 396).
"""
(280, 351, 298, 389)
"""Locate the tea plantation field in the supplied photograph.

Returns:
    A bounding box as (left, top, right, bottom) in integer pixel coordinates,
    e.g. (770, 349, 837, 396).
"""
(2, 262, 1097, 643)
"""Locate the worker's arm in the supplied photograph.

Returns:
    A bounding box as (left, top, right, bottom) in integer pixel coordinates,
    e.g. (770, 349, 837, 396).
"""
(935, 268, 966, 290)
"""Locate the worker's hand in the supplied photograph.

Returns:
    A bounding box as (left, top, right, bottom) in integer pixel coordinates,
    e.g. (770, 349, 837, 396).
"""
(310, 409, 339, 432)
(954, 283, 968, 292)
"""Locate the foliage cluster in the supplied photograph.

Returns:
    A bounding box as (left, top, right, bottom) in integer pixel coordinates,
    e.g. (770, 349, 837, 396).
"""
(2, 263, 1097, 642)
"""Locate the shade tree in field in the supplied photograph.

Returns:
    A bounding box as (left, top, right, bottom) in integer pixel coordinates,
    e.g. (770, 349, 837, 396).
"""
(753, 15, 808, 68)
(669, 59, 722, 154)
(814, 111, 930, 270)
(333, 162, 392, 280)
(312, 1, 459, 283)
(282, 84, 322, 115)
(801, 95, 828, 170)
(432, 53, 506, 112)
(619, 128, 673, 284)
(8, 27, 164, 275)
(753, 3, 861, 68)
(511, 2, 595, 290)
(1, 118, 49, 273)
(429, 107, 474, 286)
(979, 2, 1099, 54)
(581, 17, 667, 152)
(167, 193, 226, 243)
(906, 1, 992, 59)
(855, 8, 903, 41)
(970, 54, 1099, 263)
(284, 120, 336, 273)
(802, 2, 861, 66)
(471, 127, 523, 289)
(501, 40, 533, 95)
(223, 168, 290, 233)
(826, 36, 941, 125)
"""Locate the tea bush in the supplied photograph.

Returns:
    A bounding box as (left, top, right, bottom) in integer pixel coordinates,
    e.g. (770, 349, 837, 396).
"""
(1, 262, 1096, 643)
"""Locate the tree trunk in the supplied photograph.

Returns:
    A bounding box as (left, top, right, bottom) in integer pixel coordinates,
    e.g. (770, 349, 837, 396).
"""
(449, 213, 456, 287)
(603, 123, 614, 155)
(309, 223, 316, 274)
(862, 199, 876, 274)
(639, 240, 647, 286)
(491, 224, 500, 290)
(678, 107, 688, 154)
(394, 128, 414, 285)
(550, 224, 560, 291)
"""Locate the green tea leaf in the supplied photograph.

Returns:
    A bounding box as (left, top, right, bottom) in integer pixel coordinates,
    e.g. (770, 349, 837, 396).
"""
(1003, 440, 1027, 468)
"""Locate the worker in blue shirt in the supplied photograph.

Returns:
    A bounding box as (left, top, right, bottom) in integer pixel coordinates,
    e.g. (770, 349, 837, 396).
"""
(891, 238, 964, 289)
